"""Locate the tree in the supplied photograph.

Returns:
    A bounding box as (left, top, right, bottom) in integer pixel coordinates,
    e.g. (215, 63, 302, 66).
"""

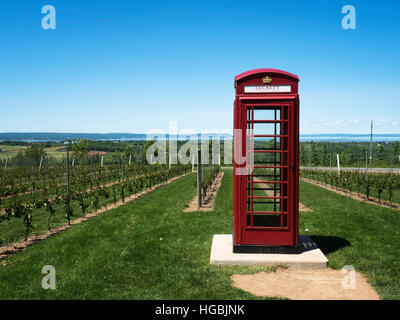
(124, 145, 133, 159)
(72, 139, 89, 162)
(392, 142, 399, 156)
(349, 147, 356, 166)
(377, 144, 384, 160)
(141, 139, 162, 163)
(25, 144, 46, 166)
(322, 144, 328, 166)
(311, 142, 318, 166)
(12, 151, 26, 166)
(300, 144, 305, 166)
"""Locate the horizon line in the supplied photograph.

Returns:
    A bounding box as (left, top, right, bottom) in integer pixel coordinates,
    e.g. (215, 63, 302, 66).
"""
(1, 132, 400, 136)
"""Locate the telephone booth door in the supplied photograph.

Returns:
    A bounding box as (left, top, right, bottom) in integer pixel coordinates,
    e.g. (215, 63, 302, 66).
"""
(233, 69, 300, 254)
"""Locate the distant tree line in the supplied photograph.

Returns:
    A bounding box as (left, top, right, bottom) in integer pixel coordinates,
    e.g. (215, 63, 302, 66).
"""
(0, 139, 230, 168)
(300, 141, 400, 167)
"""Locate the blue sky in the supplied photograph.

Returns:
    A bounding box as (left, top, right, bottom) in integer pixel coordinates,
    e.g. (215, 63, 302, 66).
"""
(0, 0, 399, 134)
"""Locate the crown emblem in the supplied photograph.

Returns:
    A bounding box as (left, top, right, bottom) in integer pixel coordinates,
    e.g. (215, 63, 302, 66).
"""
(262, 76, 272, 84)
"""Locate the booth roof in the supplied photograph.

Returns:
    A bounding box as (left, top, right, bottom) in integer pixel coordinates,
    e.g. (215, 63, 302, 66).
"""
(235, 68, 300, 82)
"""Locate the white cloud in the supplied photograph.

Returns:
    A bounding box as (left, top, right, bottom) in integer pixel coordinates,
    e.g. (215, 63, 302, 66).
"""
(376, 119, 388, 125)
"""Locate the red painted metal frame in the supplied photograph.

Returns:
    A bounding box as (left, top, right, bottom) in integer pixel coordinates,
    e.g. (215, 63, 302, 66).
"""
(233, 69, 300, 248)
(235, 68, 300, 82)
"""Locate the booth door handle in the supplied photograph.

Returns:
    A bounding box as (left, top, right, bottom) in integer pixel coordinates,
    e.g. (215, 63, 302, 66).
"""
(290, 163, 295, 172)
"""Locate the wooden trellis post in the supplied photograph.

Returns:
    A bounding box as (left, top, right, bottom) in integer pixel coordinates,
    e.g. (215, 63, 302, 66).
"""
(66, 144, 71, 225)
(42, 156, 46, 189)
(197, 149, 202, 209)
(122, 156, 125, 203)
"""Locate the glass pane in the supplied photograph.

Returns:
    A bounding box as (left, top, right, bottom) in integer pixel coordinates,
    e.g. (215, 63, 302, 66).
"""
(247, 214, 282, 227)
(253, 152, 281, 164)
(251, 168, 281, 180)
(253, 108, 281, 121)
(252, 123, 280, 136)
(253, 138, 281, 149)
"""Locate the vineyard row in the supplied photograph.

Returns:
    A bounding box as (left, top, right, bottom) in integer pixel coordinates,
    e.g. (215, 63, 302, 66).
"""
(300, 169, 400, 205)
(0, 164, 191, 245)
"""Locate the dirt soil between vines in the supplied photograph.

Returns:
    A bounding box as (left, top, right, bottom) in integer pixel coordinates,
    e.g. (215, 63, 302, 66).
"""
(231, 268, 380, 300)
(183, 171, 224, 212)
(0, 173, 190, 260)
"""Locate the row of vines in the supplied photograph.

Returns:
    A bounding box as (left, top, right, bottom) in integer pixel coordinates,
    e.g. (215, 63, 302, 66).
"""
(0, 161, 191, 246)
(0, 162, 151, 198)
(301, 169, 400, 205)
(194, 165, 221, 205)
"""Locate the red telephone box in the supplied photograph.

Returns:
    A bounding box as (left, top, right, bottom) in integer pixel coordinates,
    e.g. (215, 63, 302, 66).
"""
(233, 69, 300, 253)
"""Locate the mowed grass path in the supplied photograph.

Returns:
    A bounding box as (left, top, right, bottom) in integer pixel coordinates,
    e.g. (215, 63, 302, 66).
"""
(299, 181, 400, 300)
(0, 171, 271, 300)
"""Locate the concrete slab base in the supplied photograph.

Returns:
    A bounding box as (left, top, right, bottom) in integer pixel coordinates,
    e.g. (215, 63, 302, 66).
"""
(210, 234, 328, 270)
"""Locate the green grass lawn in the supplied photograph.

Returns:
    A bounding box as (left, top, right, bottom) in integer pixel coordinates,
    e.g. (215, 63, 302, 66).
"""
(0, 145, 27, 160)
(0, 170, 399, 299)
(43, 146, 67, 160)
(0, 144, 76, 161)
(0, 171, 273, 299)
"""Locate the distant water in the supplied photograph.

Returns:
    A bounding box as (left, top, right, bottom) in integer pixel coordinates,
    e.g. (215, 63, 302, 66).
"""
(1, 133, 400, 143)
